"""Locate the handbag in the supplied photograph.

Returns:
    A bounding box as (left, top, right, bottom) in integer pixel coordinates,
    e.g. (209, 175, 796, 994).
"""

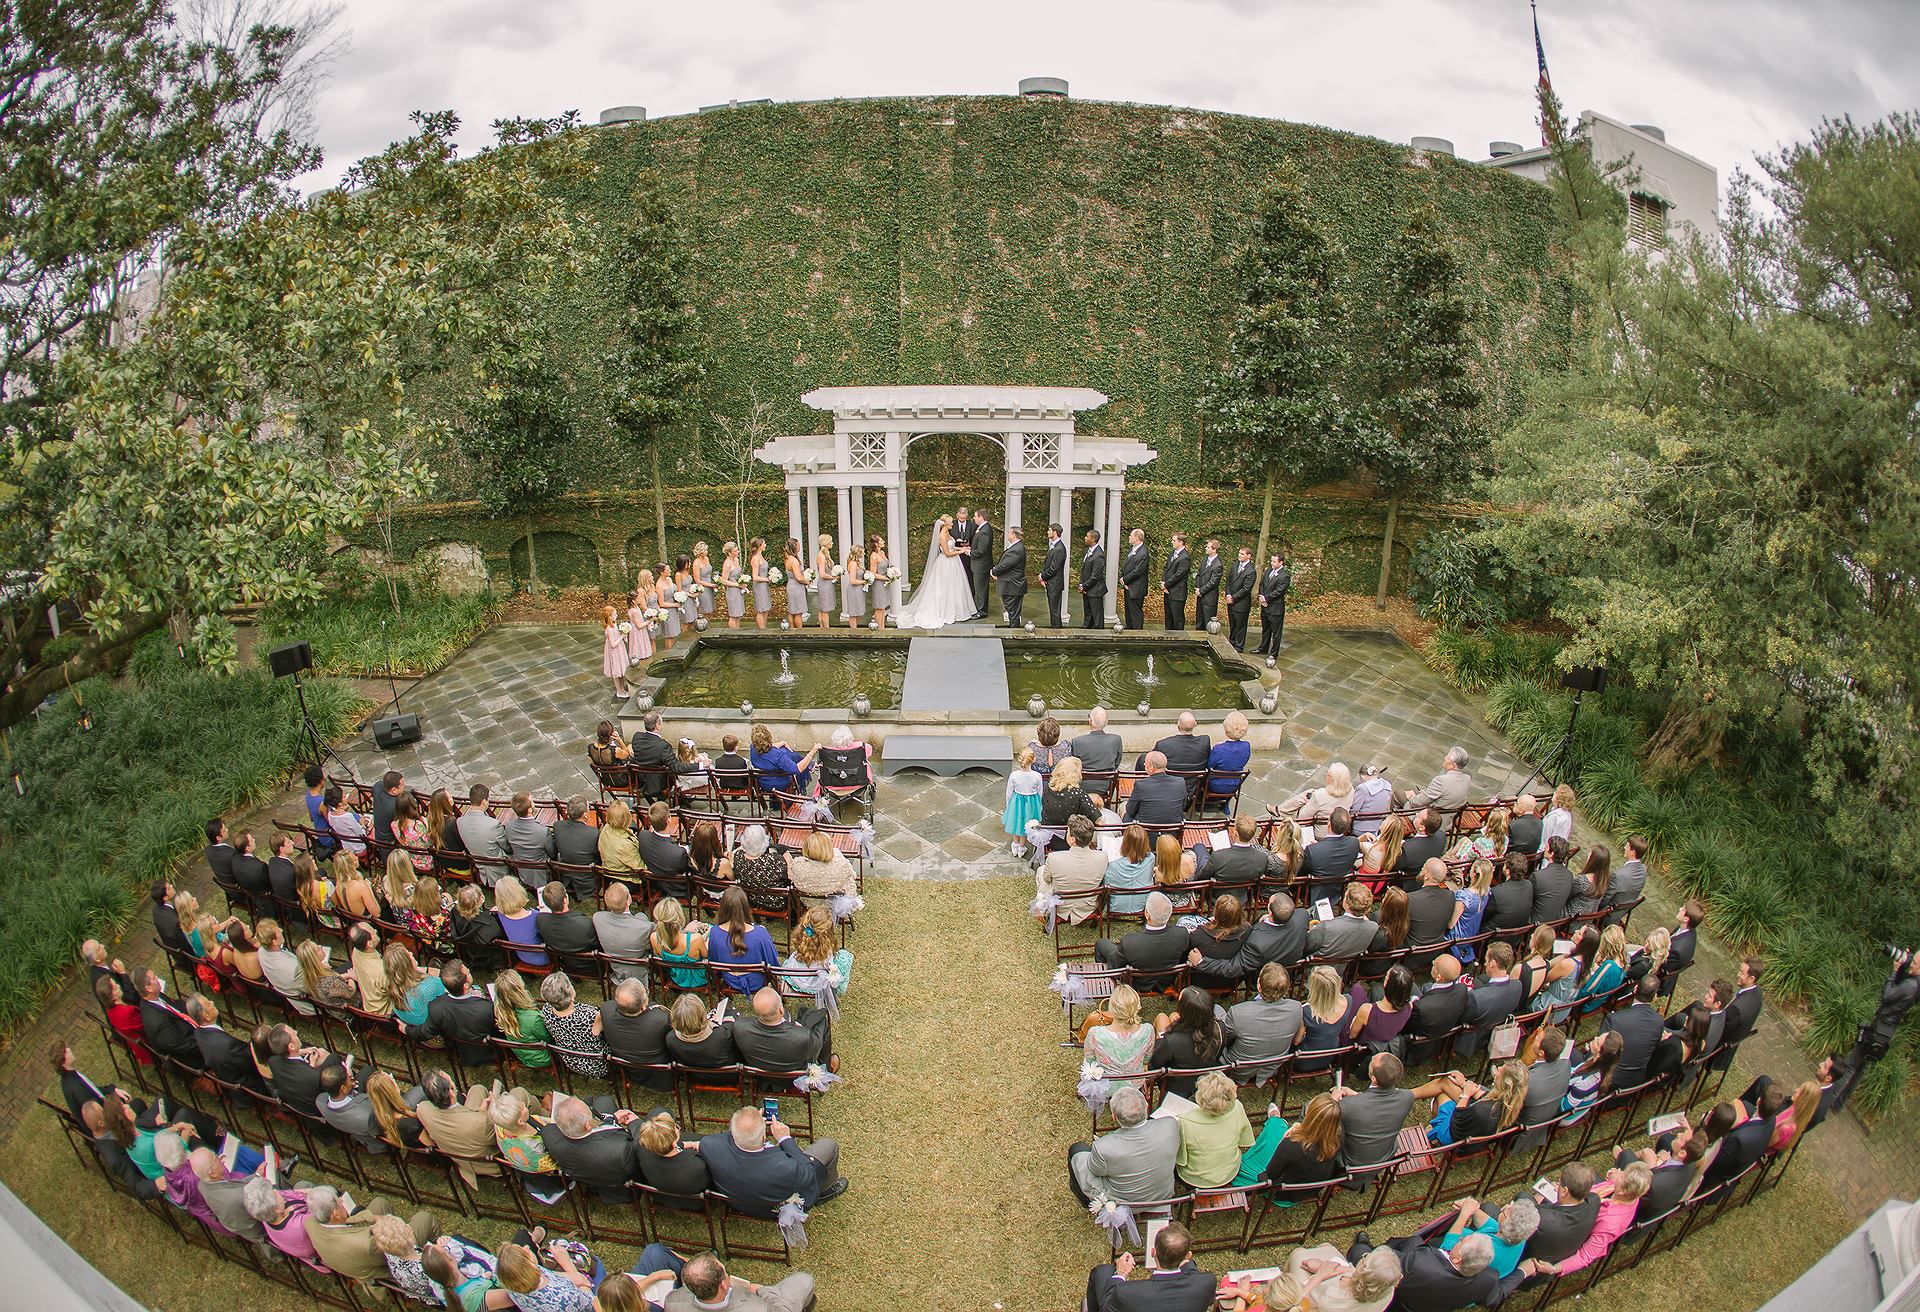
(1487, 1020, 1523, 1061)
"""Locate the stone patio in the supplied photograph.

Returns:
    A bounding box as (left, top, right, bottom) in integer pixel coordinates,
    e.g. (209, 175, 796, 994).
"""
(340, 624, 1537, 880)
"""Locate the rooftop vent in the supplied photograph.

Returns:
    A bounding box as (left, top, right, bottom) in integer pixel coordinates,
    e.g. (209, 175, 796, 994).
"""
(1488, 140, 1524, 158)
(1631, 123, 1666, 142)
(1410, 136, 1455, 157)
(698, 98, 773, 113)
(1019, 76, 1069, 99)
(598, 105, 646, 126)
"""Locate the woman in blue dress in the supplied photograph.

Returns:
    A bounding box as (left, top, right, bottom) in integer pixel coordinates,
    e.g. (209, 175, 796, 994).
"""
(1446, 858, 1493, 965)
(1205, 711, 1254, 811)
(749, 723, 817, 794)
(1103, 823, 1157, 914)
(1574, 924, 1631, 1014)
(705, 886, 779, 993)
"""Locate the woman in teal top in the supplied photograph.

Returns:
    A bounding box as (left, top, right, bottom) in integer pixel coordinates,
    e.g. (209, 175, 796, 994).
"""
(649, 898, 709, 990)
(1102, 824, 1156, 915)
(1439, 1197, 1534, 1278)
(1574, 924, 1630, 1014)
(385, 944, 446, 1027)
(783, 907, 853, 1001)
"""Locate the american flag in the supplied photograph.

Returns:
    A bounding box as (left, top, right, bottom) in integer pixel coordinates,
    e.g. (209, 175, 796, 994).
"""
(1533, 0, 1554, 145)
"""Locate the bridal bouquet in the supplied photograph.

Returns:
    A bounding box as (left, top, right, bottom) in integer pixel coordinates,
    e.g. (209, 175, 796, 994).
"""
(768, 567, 784, 584)
(829, 564, 844, 579)
(886, 566, 901, 580)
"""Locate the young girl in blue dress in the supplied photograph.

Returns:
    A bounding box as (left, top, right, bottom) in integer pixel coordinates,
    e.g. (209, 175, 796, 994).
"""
(1002, 746, 1044, 858)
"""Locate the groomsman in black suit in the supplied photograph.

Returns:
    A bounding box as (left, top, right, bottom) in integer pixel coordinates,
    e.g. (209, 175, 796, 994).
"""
(1193, 538, 1223, 631)
(1225, 546, 1256, 650)
(1078, 530, 1108, 629)
(968, 509, 994, 619)
(1120, 528, 1149, 629)
(991, 526, 1028, 626)
(1257, 553, 1292, 657)
(1040, 523, 1068, 628)
(1161, 532, 1191, 631)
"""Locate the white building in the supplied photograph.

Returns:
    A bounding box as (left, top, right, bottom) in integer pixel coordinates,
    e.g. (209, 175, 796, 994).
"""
(1475, 112, 1720, 251)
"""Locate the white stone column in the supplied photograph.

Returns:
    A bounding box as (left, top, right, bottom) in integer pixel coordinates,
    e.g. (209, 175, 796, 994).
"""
(805, 486, 821, 554)
(1060, 486, 1074, 561)
(1105, 483, 1125, 605)
(835, 485, 853, 569)
(851, 485, 866, 552)
(1092, 487, 1108, 551)
(786, 488, 803, 551)
(886, 481, 908, 596)
(1005, 483, 1019, 538)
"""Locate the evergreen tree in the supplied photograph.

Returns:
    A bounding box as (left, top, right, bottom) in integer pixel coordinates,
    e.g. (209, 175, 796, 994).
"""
(603, 179, 708, 563)
(1201, 162, 1355, 569)
(1363, 206, 1481, 607)
(468, 355, 577, 589)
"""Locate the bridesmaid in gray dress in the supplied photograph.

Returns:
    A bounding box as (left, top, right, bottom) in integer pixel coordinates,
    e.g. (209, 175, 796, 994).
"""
(721, 540, 747, 627)
(749, 537, 771, 629)
(842, 546, 867, 628)
(675, 557, 698, 629)
(693, 543, 715, 618)
(782, 539, 810, 627)
(866, 534, 891, 628)
(658, 557, 682, 648)
(812, 534, 838, 630)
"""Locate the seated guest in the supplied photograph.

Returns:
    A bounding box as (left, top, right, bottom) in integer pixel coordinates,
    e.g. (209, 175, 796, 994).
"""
(1561, 1030, 1625, 1123)
(785, 829, 858, 911)
(638, 801, 693, 899)
(414, 1069, 502, 1189)
(1332, 1053, 1413, 1177)
(1257, 1245, 1403, 1312)
(366, 1068, 428, 1148)
(1658, 900, 1703, 1000)
(1084, 1222, 1216, 1312)
(1519, 1026, 1572, 1134)
(490, 970, 551, 1072)
(1506, 792, 1543, 856)
(667, 1252, 816, 1312)
(265, 1022, 341, 1112)
(1142, 710, 1212, 781)
(1602, 975, 1666, 1087)
(1717, 955, 1765, 1068)
(1405, 745, 1473, 815)
(1151, 986, 1231, 1099)
(1102, 825, 1155, 918)
(1531, 836, 1577, 923)
(734, 985, 833, 1078)
(451, 883, 506, 972)
(1446, 858, 1494, 964)
(1082, 984, 1155, 1098)
(1093, 891, 1190, 987)
(1042, 755, 1104, 829)
(1273, 761, 1355, 833)
(81, 1098, 160, 1199)
(666, 991, 738, 1067)
(192, 1149, 267, 1248)
(384, 945, 445, 1027)
(347, 924, 390, 1016)
(1175, 1070, 1256, 1188)
(134, 966, 203, 1067)
(93, 975, 152, 1065)
(635, 1108, 711, 1211)
(185, 993, 270, 1095)
(1573, 924, 1631, 1013)
(496, 1238, 596, 1312)
(1486, 852, 1534, 932)
(372, 1218, 498, 1310)
(1396, 809, 1450, 881)
(151, 878, 189, 954)
(1038, 813, 1107, 924)
(1205, 814, 1270, 886)
(1345, 965, 1414, 1053)
(589, 718, 632, 770)
(541, 972, 609, 1079)
(1265, 821, 1305, 886)
(1235, 893, 1310, 977)
(1454, 942, 1523, 1059)
(600, 977, 674, 1092)
(727, 823, 791, 914)
(491, 1089, 566, 1203)
(552, 795, 603, 891)
(1514, 1162, 1650, 1281)
(1404, 955, 1469, 1065)
(540, 1094, 643, 1202)
(1347, 1230, 1495, 1312)
(1403, 859, 1458, 970)
(535, 881, 598, 965)
(1123, 751, 1188, 826)
(1349, 761, 1394, 836)
(1412, 1061, 1528, 1147)
(1028, 714, 1071, 772)
(1617, 1130, 1708, 1217)
(1358, 812, 1409, 885)
(597, 800, 644, 876)
(1606, 833, 1650, 925)
(786, 905, 854, 1005)
(1359, 887, 1411, 973)
(81, 938, 133, 1004)
(318, 1058, 389, 1153)
(493, 877, 547, 970)
(503, 791, 554, 862)
(255, 920, 315, 1016)
(52, 1043, 146, 1129)
(651, 897, 711, 990)
(1522, 1162, 1601, 1264)
(242, 1176, 319, 1262)
(699, 1104, 847, 1216)
(1295, 966, 1357, 1072)
(1440, 1194, 1540, 1279)
(1069, 707, 1125, 774)
(402, 960, 495, 1069)
(1068, 1084, 1180, 1206)
(594, 881, 654, 975)
(1204, 711, 1254, 809)
(1227, 965, 1304, 1082)
(687, 819, 731, 888)
(749, 723, 816, 794)
(1264, 1093, 1347, 1194)
(706, 886, 779, 993)
(1151, 832, 1198, 898)
(303, 1184, 436, 1283)
(1307, 882, 1378, 961)
(1301, 807, 1361, 904)
(1521, 924, 1584, 1015)
(1186, 893, 1251, 979)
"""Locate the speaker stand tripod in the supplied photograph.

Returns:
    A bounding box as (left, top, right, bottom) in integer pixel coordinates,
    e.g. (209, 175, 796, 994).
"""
(1516, 687, 1586, 797)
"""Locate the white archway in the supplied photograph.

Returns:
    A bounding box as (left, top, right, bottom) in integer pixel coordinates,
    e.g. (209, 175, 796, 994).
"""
(753, 384, 1156, 599)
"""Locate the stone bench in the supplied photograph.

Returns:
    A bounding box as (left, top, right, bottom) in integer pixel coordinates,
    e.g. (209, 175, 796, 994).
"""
(879, 733, 1013, 777)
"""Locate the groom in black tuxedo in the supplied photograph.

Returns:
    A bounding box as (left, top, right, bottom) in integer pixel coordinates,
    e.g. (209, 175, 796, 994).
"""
(968, 509, 993, 619)
(992, 526, 1028, 626)
(1040, 523, 1067, 628)
(1079, 529, 1108, 629)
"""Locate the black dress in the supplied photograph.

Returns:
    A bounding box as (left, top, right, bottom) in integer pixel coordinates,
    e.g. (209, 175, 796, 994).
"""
(1152, 1027, 1228, 1099)
(1041, 786, 1102, 828)
(435, 817, 472, 878)
(1265, 1138, 1343, 1191)
(1190, 927, 1250, 980)
(665, 1024, 739, 1070)
(638, 1145, 712, 1211)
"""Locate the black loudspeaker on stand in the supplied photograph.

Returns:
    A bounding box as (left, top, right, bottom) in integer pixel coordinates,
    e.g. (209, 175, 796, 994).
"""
(1517, 664, 1608, 795)
(372, 712, 423, 748)
(267, 641, 326, 768)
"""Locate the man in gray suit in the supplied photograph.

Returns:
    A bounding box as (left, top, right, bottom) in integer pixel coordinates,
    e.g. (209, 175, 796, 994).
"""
(1518, 1027, 1572, 1143)
(317, 1060, 393, 1154)
(991, 525, 1028, 626)
(455, 783, 511, 885)
(1306, 883, 1378, 960)
(196, 1149, 272, 1249)
(1069, 706, 1124, 774)
(1404, 745, 1474, 816)
(503, 792, 555, 863)
(1227, 964, 1305, 1082)
(664, 1251, 815, 1312)
(1605, 834, 1650, 925)
(1068, 1085, 1180, 1206)
(1333, 1053, 1414, 1178)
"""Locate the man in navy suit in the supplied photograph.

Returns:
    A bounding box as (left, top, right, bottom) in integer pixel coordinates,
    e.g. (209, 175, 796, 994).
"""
(698, 1105, 847, 1218)
(1040, 523, 1069, 628)
(1084, 1222, 1217, 1312)
(1122, 752, 1188, 826)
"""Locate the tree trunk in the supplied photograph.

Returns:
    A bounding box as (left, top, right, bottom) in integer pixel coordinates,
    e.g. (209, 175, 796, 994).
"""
(380, 498, 403, 617)
(524, 517, 540, 591)
(651, 444, 668, 563)
(1254, 462, 1277, 572)
(1374, 494, 1400, 610)
(1643, 696, 1726, 777)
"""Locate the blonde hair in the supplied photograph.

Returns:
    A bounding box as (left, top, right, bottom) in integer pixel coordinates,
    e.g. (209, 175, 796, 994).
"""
(1615, 1161, 1653, 1201)
(330, 850, 360, 885)
(637, 1110, 682, 1155)
(802, 830, 834, 864)
(791, 907, 838, 966)
(493, 970, 536, 1037)
(654, 897, 689, 952)
(383, 850, 414, 908)
(1487, 1062, 1529, 1131)
(1050, 756, 1084, 791)
(1260, 1272, 1306, 1312)
(669, 992, 711, 1041)
(413, 876, 442, 918)
(496, 1245, 541, 1294)
(1550, 783, 1576, 812)
(174, 889, 200, 925)
(1642, 926, 1671, 976)
(1193, 1070, 1237, 1116)
(494, 877, 529, 915)
(382, 945, 423, 1000)
(1153, 835, 1185, 885)
(1107, 983, 1142, 1027)
(365, 1070, 413, 1143)
(1598, 924, 1629, 969)
(605, 799, 632, 831)
(1222, 711, 1249, 742)
(1485, 808, 1510, 845)
(295, 939, 330, 997)
(1016, 745, 1036, 770)
(1324, 762, 1354, 800)
(1468, 857, 1495, 897)
(1306, 966, 1343, 1023)
(1530, 924, 1556, 958)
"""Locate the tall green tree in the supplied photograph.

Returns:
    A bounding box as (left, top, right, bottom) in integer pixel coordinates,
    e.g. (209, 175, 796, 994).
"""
(1487, 107, 1920, 853)
(1361, 207, 1482, 606)
(1201, 162, 1355, 569)
(602, 178, 707, 564)
(467, 354, 578, 589)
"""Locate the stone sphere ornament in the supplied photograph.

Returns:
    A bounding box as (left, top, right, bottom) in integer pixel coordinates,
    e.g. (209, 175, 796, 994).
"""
(1259, 690, 1280, 716)
(739, 699, 755, 717)
(868, 619, 880, 631)
(780, 619, 791, 631)
(1112, 619, 1126, 633)
(694, 616, 710, 632)
(1136, 700, 1152, 718)
(851, 692, 872, 718)
(1028, 694, 1047, 719)
(633, 690, 654, 712)
(1207, 619, 1222, 636)
(1024, 621, 1036, 634)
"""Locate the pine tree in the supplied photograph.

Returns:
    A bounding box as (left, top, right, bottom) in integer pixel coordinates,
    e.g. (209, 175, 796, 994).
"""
(1201, 161, 1355, 571)
(1363, 206, 1481, 607)
(603, 178, 708, 563)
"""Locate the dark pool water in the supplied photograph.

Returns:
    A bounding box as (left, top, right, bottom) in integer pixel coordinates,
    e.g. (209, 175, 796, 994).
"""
(1002, 644, 1248, 710)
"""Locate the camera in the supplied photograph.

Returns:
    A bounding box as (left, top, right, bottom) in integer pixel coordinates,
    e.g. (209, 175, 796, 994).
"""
(1885, 944, 1914, 965)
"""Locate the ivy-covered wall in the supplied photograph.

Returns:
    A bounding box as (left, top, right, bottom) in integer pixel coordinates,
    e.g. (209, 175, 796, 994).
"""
(515, 95, 1568, 496)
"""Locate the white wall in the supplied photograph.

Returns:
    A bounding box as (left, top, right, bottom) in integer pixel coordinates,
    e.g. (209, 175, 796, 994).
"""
(1480, 111, 1720, 250)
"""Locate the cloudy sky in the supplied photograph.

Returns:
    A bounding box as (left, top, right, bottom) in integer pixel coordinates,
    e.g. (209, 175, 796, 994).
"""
(299, 0, 1918, 200)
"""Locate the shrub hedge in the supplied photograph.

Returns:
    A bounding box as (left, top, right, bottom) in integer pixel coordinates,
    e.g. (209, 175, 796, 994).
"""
(258, 582, 501, 677)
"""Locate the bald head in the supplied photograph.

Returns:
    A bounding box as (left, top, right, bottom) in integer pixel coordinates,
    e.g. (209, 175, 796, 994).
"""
(1432, 954, 1462, 983)
(190, 1147, 226, 1183)
(1176, 712, 1197, 734)
(751, 987, 784, 1023)
(1088, 706, 1109, 730)
(80, 939, 107, 966)
(1144, 751, 1168, 774)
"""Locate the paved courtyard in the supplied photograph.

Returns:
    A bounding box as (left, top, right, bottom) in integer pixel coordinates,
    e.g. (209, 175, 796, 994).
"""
(341, 624, 1536, 879)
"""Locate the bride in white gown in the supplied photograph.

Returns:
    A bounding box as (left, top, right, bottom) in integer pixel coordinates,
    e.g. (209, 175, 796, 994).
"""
(890, 515, 977, 629)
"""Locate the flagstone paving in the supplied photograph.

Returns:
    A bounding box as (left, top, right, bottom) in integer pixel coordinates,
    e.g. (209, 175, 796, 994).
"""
(341, 624, 1536, 879)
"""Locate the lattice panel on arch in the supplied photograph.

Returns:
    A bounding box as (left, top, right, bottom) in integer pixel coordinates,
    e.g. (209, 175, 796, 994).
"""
(847, 432, 888, 470)
(1021, 432, 1061, 471)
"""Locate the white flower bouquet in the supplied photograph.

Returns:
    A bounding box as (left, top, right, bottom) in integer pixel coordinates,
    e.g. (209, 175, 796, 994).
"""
(617, 621, 632, 635)
(672, 589, 687, 604)
(768, 567, 784, 585)
(643, 607, 660, 621)
(829, 564, 844, 579)
(886, 566, 901, 580)
(802, 568, 817, 584)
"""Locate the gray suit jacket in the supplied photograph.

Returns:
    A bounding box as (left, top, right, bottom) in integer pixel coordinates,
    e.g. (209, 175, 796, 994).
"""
(503, 815, 555, 862)
(317, 1090, 385, 1151)
(1604, 860, 1648, 924)
(1406, 769, 1473, 814)
(1339, 1087, 1414, 1173)
(1307, 913, 1377, 961)
(1069, 731, 1124, 774)
(200, 1174, 268, 1242)
(1521, 1052, 1571, 1127)
(1073, 1117, 1181, 1205)
(1226, 997, 1304, 1081)
(1602, 1001, 1665, 1087)
(456, 810, 510, 876)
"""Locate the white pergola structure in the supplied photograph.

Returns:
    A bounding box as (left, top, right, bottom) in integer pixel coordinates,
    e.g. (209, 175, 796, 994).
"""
(752, 385, 1156, 599)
